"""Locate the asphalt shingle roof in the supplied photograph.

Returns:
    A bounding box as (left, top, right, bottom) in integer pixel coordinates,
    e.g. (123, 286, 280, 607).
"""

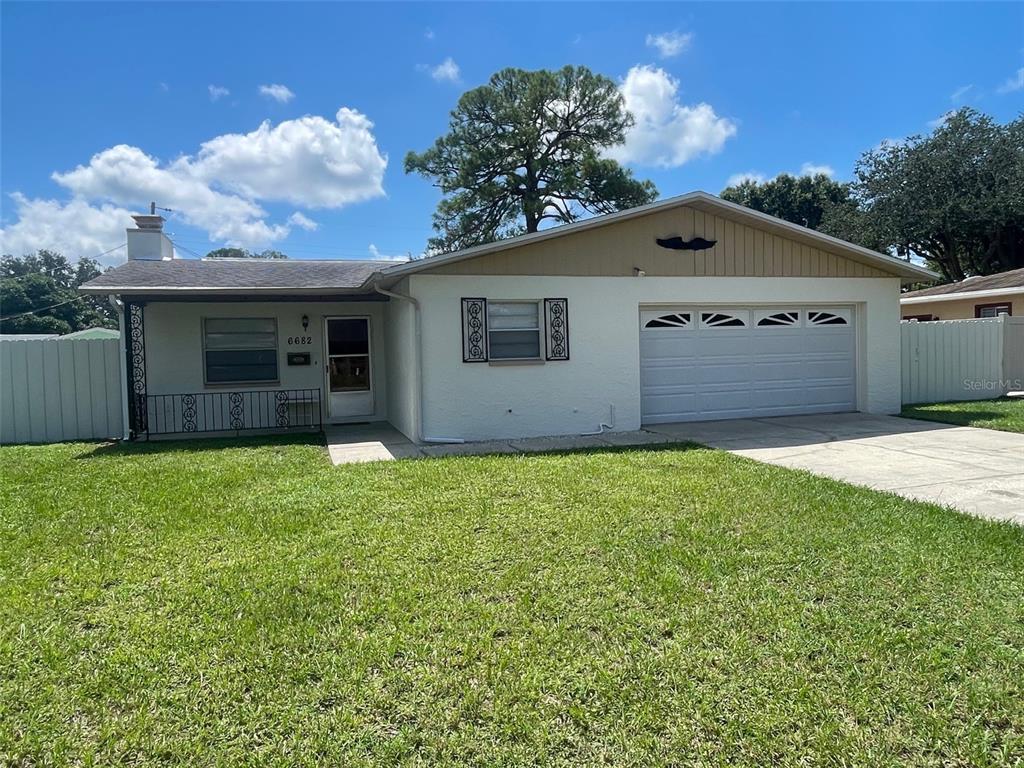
(901, 267, 1024, 298)
(80, 258, 394, 293)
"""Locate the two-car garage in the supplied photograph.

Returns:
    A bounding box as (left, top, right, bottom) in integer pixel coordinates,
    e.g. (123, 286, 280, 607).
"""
(639, 305, 857, 423)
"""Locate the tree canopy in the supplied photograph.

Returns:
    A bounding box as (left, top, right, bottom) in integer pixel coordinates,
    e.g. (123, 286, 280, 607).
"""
(720, 173, 856, 231)
(405, 65, 658, 253)
(846, 109, 1023, 281)
(0, 251, 116, 335)
(205, 248, 288, 259)
(720, 108, 1023, 282)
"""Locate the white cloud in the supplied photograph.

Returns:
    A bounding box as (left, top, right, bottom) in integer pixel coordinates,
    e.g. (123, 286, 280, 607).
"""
(368, 243, 409, 261)
(208, 84, 230, 102)
(609, 65, 736, 167)
(189, 108, 387, 207)
(287, 212, 318, 231)
(430, 57, 461, 83)
(0, 194, 134, 263)
(726, 172, 766, 187)
(950, 84, 973, 102)
(997, 67, 1024, 94)
(53, 145, 289, 246)
(798, 162, 835, 178)
(645, 31, 693, 58)
(424, 27, 435, 40)
(259, 83, 295, 103)
(2, 108, 387, 254)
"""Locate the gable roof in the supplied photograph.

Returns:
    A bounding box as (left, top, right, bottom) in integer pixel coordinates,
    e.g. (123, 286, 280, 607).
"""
(79, 258, 392, 295)
(380, 191, 938, 284)
(900, 266, 1024, 302)
(80, 191, 938, 296)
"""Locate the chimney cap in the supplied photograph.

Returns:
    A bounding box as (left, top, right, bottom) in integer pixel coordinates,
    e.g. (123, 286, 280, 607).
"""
(131, 214, 165, 231)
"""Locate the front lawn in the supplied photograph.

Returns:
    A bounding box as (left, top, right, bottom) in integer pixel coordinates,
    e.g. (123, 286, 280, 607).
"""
(901, 397, 1024, 434)
(2, 438, 1023, 765)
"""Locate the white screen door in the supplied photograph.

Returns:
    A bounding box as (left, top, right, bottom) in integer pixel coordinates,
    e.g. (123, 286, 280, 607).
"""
(325, 317, 373, 420)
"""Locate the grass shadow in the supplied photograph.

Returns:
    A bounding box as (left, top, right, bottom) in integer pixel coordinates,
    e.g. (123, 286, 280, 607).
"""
(77, 430, 325, 459)
(417, 439, 709, 462)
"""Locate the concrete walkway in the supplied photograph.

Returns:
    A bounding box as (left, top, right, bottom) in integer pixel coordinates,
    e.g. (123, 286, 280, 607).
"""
(325, 414, 1024, 525)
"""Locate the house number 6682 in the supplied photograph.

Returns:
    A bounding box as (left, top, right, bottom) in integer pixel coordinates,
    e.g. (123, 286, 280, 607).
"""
(288, 336, 313, 345)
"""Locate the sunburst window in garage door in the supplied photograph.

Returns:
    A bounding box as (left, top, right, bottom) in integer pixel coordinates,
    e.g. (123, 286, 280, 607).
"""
(644, 312, 692, 329)
(808, 310, 850, 326)
(700, 310, 748, 328)
(756, 310, 800, 327)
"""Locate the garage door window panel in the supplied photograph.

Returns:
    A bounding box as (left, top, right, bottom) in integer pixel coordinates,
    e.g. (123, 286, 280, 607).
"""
(755, 310, 800, 327)
(700, 310, 748, 328)
(807, 310, 851, 326)
(644, 312, 692, 329)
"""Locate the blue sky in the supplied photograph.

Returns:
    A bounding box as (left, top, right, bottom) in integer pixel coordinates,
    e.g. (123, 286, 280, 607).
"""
(2, 2, 1022, 264)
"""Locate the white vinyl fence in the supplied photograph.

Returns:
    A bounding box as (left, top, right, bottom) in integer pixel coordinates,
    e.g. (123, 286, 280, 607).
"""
(902, 316, 1024, 404)
(1, 337, 125, 444)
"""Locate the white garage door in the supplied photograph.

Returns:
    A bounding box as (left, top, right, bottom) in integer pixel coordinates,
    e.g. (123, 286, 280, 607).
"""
(640, 306, 856, 424)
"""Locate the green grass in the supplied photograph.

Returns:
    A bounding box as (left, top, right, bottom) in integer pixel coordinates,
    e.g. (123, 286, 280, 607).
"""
(2, 437, 1023, 766)
(901, 397, 1024, 434)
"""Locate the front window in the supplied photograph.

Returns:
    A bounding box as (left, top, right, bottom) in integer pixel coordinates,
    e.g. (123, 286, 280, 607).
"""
(487, 301, 542, 360)
(203, 317, 278, 384)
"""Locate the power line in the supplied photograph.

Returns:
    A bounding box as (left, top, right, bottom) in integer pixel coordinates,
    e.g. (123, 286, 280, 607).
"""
(0, 242, 126, 322)
(3, 242, 128, 273)
(0, 294, 88, 322)
(169, 239, 416, 260)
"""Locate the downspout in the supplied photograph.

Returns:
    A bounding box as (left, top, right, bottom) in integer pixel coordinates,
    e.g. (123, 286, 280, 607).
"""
(108, 294, 131, 441)
(374, 283, 464, 445)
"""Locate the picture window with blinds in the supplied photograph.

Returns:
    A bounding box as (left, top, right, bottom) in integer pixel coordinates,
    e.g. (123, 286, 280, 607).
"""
(203, 318, 279, 384)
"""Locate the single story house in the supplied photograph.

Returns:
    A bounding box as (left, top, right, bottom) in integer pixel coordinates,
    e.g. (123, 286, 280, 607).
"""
(80, 191, 935, 443)
(901, 267, 1024, 321)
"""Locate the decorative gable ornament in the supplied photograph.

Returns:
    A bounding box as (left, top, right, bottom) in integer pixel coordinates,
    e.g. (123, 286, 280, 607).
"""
(655, 236, 717, 251)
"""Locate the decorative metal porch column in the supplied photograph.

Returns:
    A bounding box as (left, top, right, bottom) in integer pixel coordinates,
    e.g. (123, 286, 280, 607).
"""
(125, 301, 148, 437)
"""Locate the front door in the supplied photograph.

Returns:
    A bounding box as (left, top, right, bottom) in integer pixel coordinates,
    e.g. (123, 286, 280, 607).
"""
(325, 317, 373, 421)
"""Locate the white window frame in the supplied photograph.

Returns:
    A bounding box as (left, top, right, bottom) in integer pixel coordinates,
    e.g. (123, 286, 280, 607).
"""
(487, 300, 543, 362)
(202, 317, 280, 386)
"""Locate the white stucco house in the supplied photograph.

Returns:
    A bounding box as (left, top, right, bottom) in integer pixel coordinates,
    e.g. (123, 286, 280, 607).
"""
(80, 192, 936, 443)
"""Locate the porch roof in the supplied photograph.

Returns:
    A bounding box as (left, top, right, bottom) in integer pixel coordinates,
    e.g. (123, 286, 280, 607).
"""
(79, 258, 394, 296)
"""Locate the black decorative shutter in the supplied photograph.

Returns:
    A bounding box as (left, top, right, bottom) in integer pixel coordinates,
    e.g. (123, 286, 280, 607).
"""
(544, 298, 569, 361)
(461, 298, 488, 362)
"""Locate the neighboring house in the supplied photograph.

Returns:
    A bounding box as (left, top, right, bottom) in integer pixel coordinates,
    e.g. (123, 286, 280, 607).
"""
(901, 267, 1024, 321)
(80, 192, 934, 442)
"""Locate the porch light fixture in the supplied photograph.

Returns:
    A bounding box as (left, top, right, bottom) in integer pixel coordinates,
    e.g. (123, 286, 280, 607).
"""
(302, 314, 309, 331)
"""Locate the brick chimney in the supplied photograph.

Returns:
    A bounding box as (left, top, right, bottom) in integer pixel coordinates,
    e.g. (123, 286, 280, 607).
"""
(126, 206, 174, 260)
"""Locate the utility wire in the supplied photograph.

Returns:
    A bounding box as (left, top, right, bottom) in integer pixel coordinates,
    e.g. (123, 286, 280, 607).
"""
(0, 242, 127, 321)
(0, 294, 88, 321)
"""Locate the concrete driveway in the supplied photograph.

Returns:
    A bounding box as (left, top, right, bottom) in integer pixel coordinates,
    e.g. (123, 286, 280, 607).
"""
(646, 413, 1024, 525)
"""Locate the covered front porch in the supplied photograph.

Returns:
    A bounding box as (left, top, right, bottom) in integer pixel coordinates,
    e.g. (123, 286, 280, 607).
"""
(124, 294, 413, 440)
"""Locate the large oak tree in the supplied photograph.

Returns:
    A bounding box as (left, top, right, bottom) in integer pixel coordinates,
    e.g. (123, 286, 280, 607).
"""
(847, 109, 1023, 281)
(405, 66, 657, 253)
